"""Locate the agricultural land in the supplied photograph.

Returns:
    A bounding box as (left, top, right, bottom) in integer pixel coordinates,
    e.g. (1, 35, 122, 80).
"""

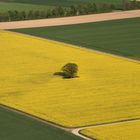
(0, 106, 84, 140)
(0, 2, 53, 12)
(0, 0, 124, 7)
(0, 31, 140, 128)
(13, 17, 140, 60)
(0, 4, 140, 140)
(1, 0, 139, 22)
(81, 120, 140, 140)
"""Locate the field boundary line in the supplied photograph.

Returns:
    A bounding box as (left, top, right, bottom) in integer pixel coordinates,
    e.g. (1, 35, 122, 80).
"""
(0, 10, 140, 29)
(0, 104, 71, 132)
(0, 104, 93, 140)
(72, 117, 140, 133)
(7, 30, 140, 65)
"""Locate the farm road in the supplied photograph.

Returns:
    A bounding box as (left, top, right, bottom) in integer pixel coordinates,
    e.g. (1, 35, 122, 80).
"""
(0, 10, 140, 29)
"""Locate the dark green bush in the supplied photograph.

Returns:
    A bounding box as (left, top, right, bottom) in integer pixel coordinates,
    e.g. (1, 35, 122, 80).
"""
(54, 63, 78, 79)
(62, 63, 78, 78)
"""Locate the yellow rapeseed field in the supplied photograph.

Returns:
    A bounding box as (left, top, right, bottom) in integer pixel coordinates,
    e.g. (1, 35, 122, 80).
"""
(0, 31, 140, 127)
(81, 120, 140, 140)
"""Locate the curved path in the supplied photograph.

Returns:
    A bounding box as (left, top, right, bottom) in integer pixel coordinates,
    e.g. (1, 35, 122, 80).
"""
(0, 10, 140, 29)
(72, 118, 140, 140)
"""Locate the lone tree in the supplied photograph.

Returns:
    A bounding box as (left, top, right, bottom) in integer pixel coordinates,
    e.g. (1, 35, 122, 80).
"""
(62, 63, 78, 78)
(54, 63, 78, 78)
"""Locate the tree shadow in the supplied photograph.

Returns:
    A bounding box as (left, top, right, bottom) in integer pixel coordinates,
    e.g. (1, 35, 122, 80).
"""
(54, 72, 65, 77)
(53, 72, 79, 79)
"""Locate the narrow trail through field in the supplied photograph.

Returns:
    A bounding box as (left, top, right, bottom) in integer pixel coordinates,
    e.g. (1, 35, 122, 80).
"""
(1, 104, 140, 140)
(0, 10, 140, 29)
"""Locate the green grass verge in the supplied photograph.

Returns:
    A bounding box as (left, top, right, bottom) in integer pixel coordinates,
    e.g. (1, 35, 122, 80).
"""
(13, 17, 140, 60)
(0, 2, 53, 12)
(0, 106, 84, 140)
(0, 0, 124, 6)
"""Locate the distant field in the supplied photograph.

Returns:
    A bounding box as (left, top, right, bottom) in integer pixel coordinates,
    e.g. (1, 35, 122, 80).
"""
(0, 0, 130, 22)
(81, 120, 140, 140)
(0, 106, 84, 140)
(0, 0, 124, 15)
(0, 31, 140, 128)
(14, 17, 140, 60)
(0, 2, 53, 12)
(0, 0, 124, 6)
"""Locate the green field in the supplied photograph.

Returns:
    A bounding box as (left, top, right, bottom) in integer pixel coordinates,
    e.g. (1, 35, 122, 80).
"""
(13, 17, 140, 60)
(0, 0, 124, 6)
(0, 0, 130, 21)
(0, 2, 53, 12)
(0, 106, 84, 140)
(0, 0, 124, 13)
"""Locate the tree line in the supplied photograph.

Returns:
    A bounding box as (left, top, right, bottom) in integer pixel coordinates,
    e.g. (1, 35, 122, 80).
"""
(0, 0, 140, 22)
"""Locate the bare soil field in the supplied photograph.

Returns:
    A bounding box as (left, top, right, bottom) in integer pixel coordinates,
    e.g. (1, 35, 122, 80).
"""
(0, 10, 140, 29)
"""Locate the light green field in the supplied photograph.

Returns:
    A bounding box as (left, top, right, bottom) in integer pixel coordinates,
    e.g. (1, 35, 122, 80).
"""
(0, 2, 53, 12)
(0, 0, 125, 13)
(0, 0, 124, 6)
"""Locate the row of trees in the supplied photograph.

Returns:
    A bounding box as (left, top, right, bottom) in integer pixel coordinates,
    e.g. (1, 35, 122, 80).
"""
(122, 0, 140, 10)
(0, 0, 140, 22)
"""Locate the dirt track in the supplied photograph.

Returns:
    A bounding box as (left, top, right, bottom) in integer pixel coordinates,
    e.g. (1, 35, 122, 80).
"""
(0, 10, 140, 29)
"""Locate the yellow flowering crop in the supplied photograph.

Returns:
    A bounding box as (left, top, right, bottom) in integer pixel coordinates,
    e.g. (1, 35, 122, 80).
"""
(81, 120, 140, 140)
(0, 31, 140, 127)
